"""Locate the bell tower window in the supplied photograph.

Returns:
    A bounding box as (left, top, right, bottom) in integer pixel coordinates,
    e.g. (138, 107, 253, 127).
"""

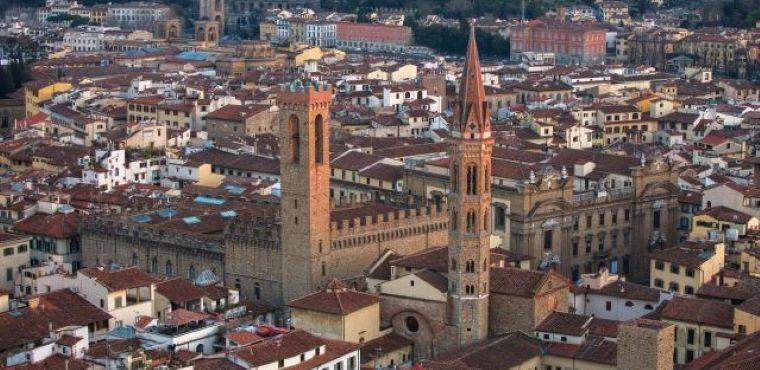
(288, 114, 300, 163)
(315, 114, 324, 164)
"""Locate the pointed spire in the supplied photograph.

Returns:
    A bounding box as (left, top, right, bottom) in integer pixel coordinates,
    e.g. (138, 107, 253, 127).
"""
(458, 20, 488, 135)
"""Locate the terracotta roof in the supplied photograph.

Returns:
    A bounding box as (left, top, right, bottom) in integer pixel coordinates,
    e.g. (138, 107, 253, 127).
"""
(535, 311, 592, 336)
(650, 246, 716, 269)
(490, 267, 567, 298)
(0, 289, 112, 352)
(358, 163, 404, 182)
(78, 266, 156, 292)
(428, 332, 540, 369)
(230, 329, 359, 369)
(390, 246, 448, 273)
(165, 308, 209, 326)
(331, 151, 384, 171)
(695, 206, 753, 224)
(545, 336, 617, 365)
(3, 354, 90, 370)
(659, 297, 734, 329)
(205, 104, 270, 122)
(590, 280, 661, 302)
(683, 330, 760, 369)
(193, 358, 246, 370)
(360, 332, 413, 364)
(226, 330, 262, 346)
(414, 270, 448, 293)
(155, 278, 207, 303)
(587, 318, 620, 338)
(13, 212, 80, 239)
(289, 279, 379, 315)
(87, 338, 142, 358)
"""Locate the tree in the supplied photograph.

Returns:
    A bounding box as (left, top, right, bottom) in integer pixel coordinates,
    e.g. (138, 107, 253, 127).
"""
(0, 67, 15, 99)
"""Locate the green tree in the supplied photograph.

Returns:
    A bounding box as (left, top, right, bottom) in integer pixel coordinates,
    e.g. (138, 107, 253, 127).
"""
(0, 67, 16, 98)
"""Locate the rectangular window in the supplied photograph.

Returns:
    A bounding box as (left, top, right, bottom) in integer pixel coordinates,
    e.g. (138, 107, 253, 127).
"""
(653, 210, 661, 229)
(605, 301, 612, 311)
(612, 213, 617, 224)
(572, 242, 579, 256)
(586, 215, 592, 228)
(5, 268, 12, 282)
(625, 209, 630, 221)
(686, 349, 694, 363)
(599, 213, 605, 226)
(685, 268, 695, 277)
(687, 329, 695, 344)
(544, 230, 553, 251)
(704, 332, 712, 347)
(3, 248, 13, 256)
(670, 264, 680, 274)
(17, 244, 27, 253)
(655, 261, 664, 270)
(114, 296, 123, 308)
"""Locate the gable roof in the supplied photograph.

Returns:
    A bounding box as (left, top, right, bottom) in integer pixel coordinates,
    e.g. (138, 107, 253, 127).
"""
(489, 267, 567, 298)
(659, 297, 734, 329)
(289, 279, 379, 315)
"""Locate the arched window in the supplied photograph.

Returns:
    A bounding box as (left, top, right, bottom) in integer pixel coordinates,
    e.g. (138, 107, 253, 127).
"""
(131, 252, 139, 267)
(451, 209, 458, 231)
(466, 210, 476, 233)
(254, 282, 261, 300)
(196, 343, 204, 353)
(188, 265, 196, 280)
(165, 260, 173, 276)
(451, 258, 457, 271)
(466, 166, 478, 195)
(314, 114, 324, 164)
(289, 114, 300, 163)
(405, 316, 419, 333)
(465, 260, 475, 273)
(625, 301, 634, 307)
(151, 257, 158, 273)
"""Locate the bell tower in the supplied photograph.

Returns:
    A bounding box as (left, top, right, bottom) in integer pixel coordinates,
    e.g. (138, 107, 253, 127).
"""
(279, 80, 333, 304)
(446, 23, 493, 345)
(199, 0, 224, 34)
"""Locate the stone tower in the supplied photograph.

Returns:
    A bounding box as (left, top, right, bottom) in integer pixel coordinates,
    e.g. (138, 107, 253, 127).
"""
(446, 23, 493, 346)
(617, 319, 675, 370)
(199, 0, 224, 33)
(279, 80, 333, 304)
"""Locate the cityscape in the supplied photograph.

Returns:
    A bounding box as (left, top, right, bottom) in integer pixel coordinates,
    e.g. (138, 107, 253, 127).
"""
(1, 0, 760, 369)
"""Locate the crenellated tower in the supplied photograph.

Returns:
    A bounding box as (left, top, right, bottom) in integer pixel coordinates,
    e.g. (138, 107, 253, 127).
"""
(279, 80, 333, 304)
(446, 23, 493, 345)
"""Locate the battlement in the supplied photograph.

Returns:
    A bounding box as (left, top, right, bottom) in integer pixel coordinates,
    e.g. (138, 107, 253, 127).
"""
(81, 217, 224, 253)
(330, 205, 449, 250)
(278, 80, 333, 107)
